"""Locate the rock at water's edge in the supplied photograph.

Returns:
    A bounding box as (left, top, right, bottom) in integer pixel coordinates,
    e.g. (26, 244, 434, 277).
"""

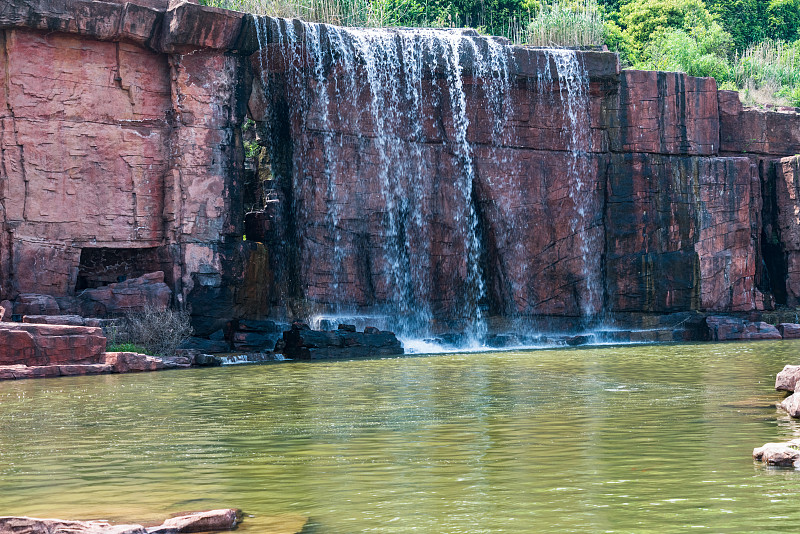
(776, 364, 800, 392)
(0, 517, 147, 534)
(152, 509, 242, 533)
(753, 442, 800, 467)
(779, 392, 800, 417)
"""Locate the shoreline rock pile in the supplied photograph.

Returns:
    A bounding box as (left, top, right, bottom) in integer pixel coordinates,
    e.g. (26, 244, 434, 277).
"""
(753, 364, 800, 467)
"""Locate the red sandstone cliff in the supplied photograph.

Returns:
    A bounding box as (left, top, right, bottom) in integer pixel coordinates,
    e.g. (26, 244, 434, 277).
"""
(1, 0, 799, 333)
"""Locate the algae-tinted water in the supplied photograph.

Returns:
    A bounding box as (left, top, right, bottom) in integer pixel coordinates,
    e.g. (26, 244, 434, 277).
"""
(1, 341, 800, 532)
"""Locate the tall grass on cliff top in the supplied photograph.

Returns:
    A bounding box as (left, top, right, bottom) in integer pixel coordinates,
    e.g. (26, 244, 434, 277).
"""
(522, 0, 605, 47)
(200, 0, 397, 26)
(729, 39, 800, 108)
(201, 0, 606, 48)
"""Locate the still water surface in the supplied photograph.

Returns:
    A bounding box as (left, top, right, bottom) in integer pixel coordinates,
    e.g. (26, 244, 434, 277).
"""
(2, 341, 800, 532)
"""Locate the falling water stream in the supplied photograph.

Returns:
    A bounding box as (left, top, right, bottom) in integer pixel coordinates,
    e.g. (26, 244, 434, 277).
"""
(254, 20, 598, 349)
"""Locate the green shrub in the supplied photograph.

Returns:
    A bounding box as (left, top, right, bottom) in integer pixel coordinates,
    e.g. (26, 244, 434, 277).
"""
(618, 0, 725, 60)
(639, 24, 732, 80)
(106, 342, 151, 354)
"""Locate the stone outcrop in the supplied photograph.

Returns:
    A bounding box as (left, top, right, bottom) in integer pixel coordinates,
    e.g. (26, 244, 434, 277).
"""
(753, 442, 800, 467)
(152, 509, 242, 533)
(0, 320, 201, 380)
(0, 517, 147, 534)
(2, 0, 800, 336)
(774, 156, 800, 305)
(0, 509, 244, 534)
(0, 323, 106, 365)
(0, 0, 259, 334)
(775, 364, 800, 392)
(779, 392, 800, 418)
(74, 271, 172, 316)
(281, 323, 404, 360)
(705, 316, 782, 341)
(778, 323, 800, 339)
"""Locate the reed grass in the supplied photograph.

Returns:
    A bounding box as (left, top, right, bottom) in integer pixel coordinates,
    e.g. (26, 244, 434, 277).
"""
(201, 0, 394, 27)
(202, 0, 606, 47)
(730, 39, 800, 107)
(521, 0, 605, 47)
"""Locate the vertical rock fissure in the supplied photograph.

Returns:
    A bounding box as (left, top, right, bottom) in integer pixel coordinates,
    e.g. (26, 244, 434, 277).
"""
(760, 160, 788, 303)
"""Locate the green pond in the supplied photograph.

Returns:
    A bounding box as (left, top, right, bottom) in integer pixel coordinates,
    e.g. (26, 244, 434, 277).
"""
(2, 341, 800, 532)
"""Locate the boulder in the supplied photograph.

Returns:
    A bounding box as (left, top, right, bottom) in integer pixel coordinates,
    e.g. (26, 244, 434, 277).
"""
(779, 392, 800, 417)
(152, 509, 242, 533)
(776, 365, 800, 392)
(779, 323, 800, 339)
(0, 517, 146, 534)
(0, 300, 12, 321)
(706, 317, 782, 341)
(14, 294, 60, 316)
(23, 314, 86, 326)
(0, 509, 244, 534)
(194, 354, 223, 367)
(231, 331, 280, 351)
(78, 272, 172, 316)
(0, 323, 106, 366)
(744, 322, 783, 340)
(753, 442, 800, 467)
(103, 352, 168, 373)
(282, 324, 404, 360)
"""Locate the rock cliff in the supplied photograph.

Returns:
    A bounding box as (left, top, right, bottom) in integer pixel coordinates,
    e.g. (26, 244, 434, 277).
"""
(1, 0, 799, 337)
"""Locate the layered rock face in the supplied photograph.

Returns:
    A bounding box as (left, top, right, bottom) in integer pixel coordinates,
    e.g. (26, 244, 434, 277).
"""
(250, 23, 793, 328)
(0, 0, 260, 334)
(2, 0, 800, 336)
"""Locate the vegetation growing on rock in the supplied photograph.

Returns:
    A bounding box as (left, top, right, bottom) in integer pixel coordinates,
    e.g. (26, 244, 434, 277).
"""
(202, 0, 800, 106)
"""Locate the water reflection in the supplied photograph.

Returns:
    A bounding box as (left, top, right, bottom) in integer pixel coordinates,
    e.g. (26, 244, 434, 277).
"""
(1, 341, 799, 532)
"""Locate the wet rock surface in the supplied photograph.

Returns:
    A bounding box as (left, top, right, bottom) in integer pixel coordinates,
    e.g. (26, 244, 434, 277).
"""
(1, 0, 800, 335)
(281, 323, 404, 360)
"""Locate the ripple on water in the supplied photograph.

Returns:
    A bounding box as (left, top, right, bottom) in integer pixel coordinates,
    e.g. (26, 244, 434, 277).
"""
(1, 342, 800, 531)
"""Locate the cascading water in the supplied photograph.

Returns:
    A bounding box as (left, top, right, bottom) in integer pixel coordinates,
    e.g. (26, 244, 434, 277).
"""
(548, 49, 601, 320)
(253, 19, 600, 350)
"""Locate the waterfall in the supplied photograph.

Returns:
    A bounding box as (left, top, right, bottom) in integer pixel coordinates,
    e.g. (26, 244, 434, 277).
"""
(548, 49, 600, 320)
(253, 18, 599, 346)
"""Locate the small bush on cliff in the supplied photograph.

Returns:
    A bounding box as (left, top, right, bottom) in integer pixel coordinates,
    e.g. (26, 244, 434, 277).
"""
(109, 308, 194, 358)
